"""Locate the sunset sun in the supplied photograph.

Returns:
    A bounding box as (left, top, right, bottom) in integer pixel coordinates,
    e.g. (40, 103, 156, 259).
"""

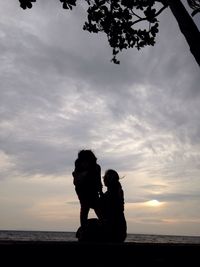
(146, 199, 163, 207)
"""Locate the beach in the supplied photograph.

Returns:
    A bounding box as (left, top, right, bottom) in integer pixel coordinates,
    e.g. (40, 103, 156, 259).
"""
(1, 239, 199, 266)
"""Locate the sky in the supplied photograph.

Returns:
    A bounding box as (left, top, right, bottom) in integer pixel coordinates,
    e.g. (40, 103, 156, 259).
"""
(0, 0, 200, 236)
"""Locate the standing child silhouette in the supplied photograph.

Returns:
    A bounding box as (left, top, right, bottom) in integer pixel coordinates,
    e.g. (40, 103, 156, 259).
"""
(72, 150, 103, 227)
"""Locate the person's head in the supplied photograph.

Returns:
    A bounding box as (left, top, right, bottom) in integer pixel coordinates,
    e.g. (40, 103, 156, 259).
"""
(103, 169, 120, 188)
(77, 149, 97, 167)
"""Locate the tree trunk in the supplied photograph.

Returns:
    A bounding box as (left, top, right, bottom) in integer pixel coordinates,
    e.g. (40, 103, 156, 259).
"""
(167, 0, 200, 66)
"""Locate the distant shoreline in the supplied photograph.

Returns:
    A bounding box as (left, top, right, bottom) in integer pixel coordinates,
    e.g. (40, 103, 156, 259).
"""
(1, 230, 200, 244)
(1, 240, 200, 247)
(0, 229, 200, 237)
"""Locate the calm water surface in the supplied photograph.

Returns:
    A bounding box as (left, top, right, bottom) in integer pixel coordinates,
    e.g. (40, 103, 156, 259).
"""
(0, 230, 200, 244)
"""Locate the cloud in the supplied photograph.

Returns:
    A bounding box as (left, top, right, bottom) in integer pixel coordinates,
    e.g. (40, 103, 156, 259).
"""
(1, 1, 200, 183)
(146, 192, 200, 203)
(0, 1, 200, 233)
(0, 0, 200, 233)
(66, 201, 79, 205)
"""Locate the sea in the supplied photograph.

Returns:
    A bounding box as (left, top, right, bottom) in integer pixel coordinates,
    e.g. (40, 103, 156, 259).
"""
(0, 230, 200, 244)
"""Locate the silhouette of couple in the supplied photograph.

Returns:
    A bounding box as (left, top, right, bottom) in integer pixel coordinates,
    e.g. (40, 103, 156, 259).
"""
(72, 150, 127, 242)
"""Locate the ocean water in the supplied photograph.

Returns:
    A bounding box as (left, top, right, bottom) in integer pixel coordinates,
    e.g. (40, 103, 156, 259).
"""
(0, 230, 200, 244)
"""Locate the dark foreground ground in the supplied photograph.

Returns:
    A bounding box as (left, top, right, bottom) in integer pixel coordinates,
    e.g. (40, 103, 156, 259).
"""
(1, 240, 200, 267)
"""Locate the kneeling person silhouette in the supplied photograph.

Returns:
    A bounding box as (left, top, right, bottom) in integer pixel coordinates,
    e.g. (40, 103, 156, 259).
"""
(76, 169, 127, 243)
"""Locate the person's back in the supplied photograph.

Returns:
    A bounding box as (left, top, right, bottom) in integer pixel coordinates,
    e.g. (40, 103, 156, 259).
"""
(72, 150, 102, 227)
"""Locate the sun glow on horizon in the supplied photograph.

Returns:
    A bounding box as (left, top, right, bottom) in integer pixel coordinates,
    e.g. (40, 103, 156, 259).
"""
(145, 199, 163, 207)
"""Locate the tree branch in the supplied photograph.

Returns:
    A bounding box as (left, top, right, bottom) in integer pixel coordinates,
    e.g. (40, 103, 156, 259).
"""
(131, 5, 168, 26)
(155, 4, 168, 17)
(130, 10, 143, 19)
(132, 17, 147, 26)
